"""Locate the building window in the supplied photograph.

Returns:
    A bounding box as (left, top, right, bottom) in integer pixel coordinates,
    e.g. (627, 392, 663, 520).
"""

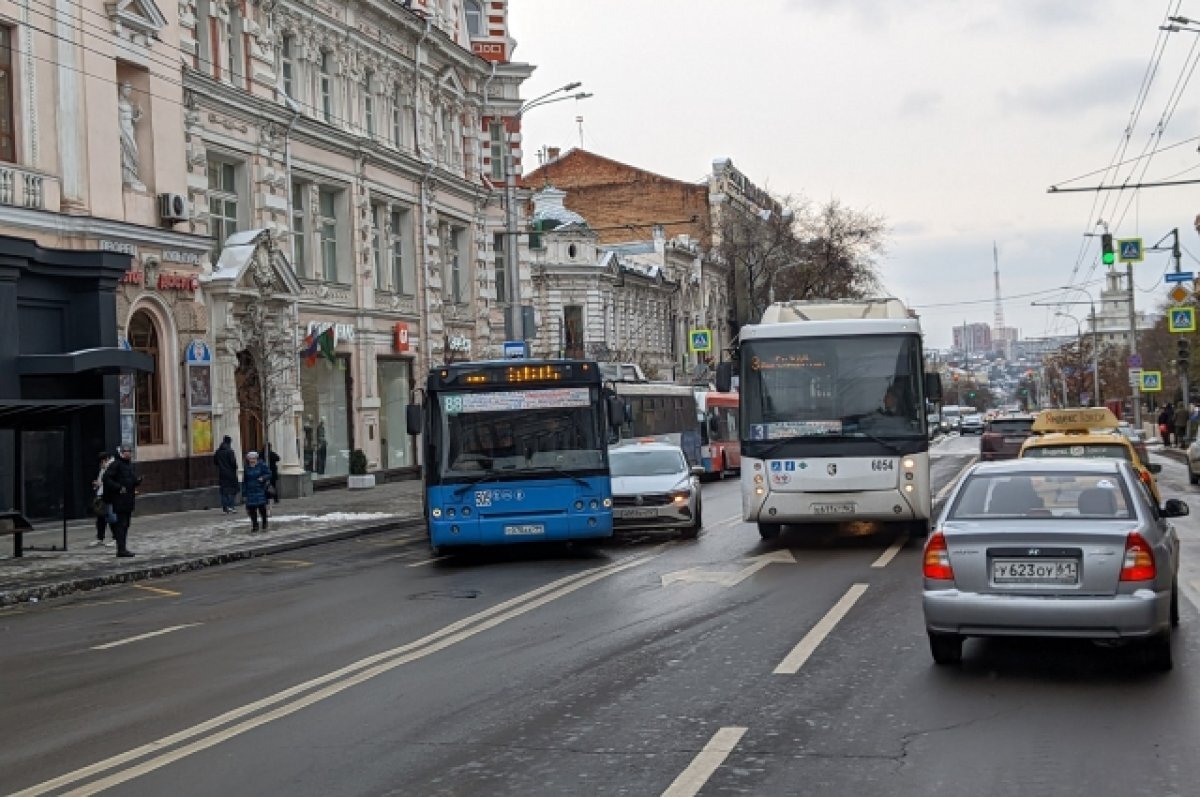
(301, 355, 353, 478)
(564, 305, 584, 359)
(319, 50, 333, 123)
(318, 188, 338, 282)
(390, 208, 414, 295)
(280, 35, 294, 99)
(291, 182, 307, 276)
(364, 70, 375, 138)
(494, 232, 507, 304)
(464, 0, 484, 37)
(378, 359, 414, 470)
(128, 311, 163, 445)
(372, 203, 385, 289)
(443, 224, 467, 304)
(207, 159, 238, 245)
(489, 122, 505, 181)
(392, 88, 404, 149)
(0, 27, 13, 163)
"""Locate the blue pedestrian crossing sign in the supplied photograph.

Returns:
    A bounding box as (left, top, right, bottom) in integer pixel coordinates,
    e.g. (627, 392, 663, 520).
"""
(1140, 370, 1163, 392)
(688, 328, 712, 353)
(1169, 306, 1196, 333)
(1117, 238, 1144, 263)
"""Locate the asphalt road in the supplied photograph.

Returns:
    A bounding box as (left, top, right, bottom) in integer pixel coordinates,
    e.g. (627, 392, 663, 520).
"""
(3, 434, 1199, 796)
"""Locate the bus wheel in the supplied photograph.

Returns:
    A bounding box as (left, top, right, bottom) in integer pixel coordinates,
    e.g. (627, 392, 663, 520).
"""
(758, 522, 781, 540)
(908, 520, 931, 539)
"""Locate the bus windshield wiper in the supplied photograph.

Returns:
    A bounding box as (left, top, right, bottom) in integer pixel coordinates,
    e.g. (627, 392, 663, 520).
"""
(451, 473, 505, 497)
(504, 465, 590, 488)
(750, 435, 810, 460)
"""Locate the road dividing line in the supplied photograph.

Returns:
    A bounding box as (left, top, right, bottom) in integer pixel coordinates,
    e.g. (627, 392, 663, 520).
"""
(712, 513, 742, 529)
(408, 555, 451, 567)
(871, 535, 908, 569)
(91, 623, 201, 651)
(131, 584, 180, 597)
(934, 456, 978, 504)
(773, 583, 869, 675)
(661, 726, 748, 797)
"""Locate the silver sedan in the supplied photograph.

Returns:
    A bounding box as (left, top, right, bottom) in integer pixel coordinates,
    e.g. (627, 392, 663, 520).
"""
(922, 458, 1185, 670)
(609, 443, 703, 538)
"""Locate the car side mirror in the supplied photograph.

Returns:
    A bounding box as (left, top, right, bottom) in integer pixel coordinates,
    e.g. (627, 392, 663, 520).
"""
(1163, 498, 1190, 517)
(715, 362, 732, 393)
(405, 405, 423, 436)
(691, 465, 706, 477)
(925, 372, 943, 404)
(1149, 463, 1163, 474)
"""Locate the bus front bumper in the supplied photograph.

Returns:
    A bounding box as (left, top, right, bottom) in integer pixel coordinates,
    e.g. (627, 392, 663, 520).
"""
(429, 512, 613, 547)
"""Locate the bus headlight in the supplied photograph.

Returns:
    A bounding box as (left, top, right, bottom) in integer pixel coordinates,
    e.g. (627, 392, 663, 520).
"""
(574, 500, 584, 510)
(602, 497, 612, 508)
(431, 508, 442, 518)
(753, 474, 764, 485)
(904, 484, 914, 493)
(903, 458, 915, 469)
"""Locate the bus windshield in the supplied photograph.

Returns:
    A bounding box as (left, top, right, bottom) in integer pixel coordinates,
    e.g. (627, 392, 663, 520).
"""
(436, 386, 606, 479)
(741, 335, 925, 440)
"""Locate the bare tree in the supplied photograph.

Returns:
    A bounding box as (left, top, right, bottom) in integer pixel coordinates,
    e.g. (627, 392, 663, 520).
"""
(713, 198, 805, 326)
(773, 199, 885, 302)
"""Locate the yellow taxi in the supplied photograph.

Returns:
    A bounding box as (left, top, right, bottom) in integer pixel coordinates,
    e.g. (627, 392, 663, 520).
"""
(1018, 407, 1163, 503)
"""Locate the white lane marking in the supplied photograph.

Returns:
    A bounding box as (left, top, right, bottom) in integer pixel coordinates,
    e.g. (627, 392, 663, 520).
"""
(91, 624, 201, 651)
(774, 583, 869, 675)
(661, 726, 748, 797)
(661, 550, 795, 587)
(712, 513, 742, 528)
(407, 555, 451, 567)
(934, 455, 978, 504)
(18, 551, 664, 797)
(871, 535, 908, 569)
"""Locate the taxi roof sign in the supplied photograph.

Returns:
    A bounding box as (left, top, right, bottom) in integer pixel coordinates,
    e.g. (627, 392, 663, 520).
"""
(1031, 407, 1119, 434)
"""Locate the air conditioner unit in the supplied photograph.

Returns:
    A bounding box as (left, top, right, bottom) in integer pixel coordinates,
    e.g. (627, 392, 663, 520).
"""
(158, 192, 188, 223)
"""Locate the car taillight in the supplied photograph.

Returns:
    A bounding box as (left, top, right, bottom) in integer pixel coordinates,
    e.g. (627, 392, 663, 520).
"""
(923, 531, 954, 580)
(1119, 532, 1156, 581)
(1139, 469, 1152, 486)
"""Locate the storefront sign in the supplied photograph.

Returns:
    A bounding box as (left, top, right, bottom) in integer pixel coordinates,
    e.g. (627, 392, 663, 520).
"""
(163, 250, 204, 265)
(157, 272, 200, 292)
(394, 322, 410, 353)
(100, 239, 137, 256)
(120, 269, 143, 285)
(448, 335, 471, 353)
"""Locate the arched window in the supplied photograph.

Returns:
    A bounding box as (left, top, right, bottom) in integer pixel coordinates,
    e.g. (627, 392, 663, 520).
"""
(464, 0, 484, 37)
(128, 311, 163, 444)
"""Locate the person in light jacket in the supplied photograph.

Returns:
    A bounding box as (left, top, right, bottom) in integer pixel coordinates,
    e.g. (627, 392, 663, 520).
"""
(89, 451, 116, 547)
(242, 451, 270, 532)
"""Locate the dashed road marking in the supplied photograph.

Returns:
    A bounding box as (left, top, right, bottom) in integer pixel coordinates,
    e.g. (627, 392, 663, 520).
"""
(871, 535, 908, 568)
(408, 555, 451, 567)
(661, 726, 748, 797)
(91, 623, 202, 651)
(712, 514, 743, 529)
(774, 583, 869, 675)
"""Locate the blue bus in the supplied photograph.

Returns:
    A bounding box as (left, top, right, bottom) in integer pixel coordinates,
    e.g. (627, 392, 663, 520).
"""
(407, 359, 622, 553)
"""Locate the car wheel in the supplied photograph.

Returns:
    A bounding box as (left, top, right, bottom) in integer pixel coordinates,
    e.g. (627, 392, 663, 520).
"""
(928, 632, 963, 666)
(758, 522, 781, 540)
(681, 500, 702, 540)
(1171, 580, 1180, 628)
(1145, 628, 1173, 672)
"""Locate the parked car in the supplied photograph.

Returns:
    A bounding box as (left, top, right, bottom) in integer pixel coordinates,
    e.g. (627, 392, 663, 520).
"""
(959, 413, 985, 435)
(980, 415, 1035, 461)
(923, 458, 1185, 669)
(1187, 438, 1200, 485)
(609, 442, 703, 538)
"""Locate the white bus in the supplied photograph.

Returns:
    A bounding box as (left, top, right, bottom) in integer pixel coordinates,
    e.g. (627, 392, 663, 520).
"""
(716, 298, 943, 539)
(610, 381, 702, 467)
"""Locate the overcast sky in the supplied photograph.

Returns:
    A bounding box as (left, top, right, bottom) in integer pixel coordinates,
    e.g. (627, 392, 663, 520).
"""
(512, 0, 1200, 349)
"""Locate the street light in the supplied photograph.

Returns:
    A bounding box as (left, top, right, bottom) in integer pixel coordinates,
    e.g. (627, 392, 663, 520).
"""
(500, 83, 593, 345)
(1055, 312, 1084, 404)
(1032, 288, 1101, 406)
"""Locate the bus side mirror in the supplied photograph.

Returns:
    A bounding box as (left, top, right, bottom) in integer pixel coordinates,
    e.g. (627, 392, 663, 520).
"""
(708, 416, 720, 436)
(925, 372, 943, 404)
(607, 395, 626, 427)
(405, 405, 423, 436)
(715, 362, 733, 393)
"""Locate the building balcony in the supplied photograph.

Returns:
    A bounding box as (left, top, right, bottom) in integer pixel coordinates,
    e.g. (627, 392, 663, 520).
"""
(0, 165, 60, 212)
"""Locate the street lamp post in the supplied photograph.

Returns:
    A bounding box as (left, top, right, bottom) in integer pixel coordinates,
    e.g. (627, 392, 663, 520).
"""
(499, 83, 592, 346)
(1032, 291, 1101, 405)
(1055, 312, 1083, 404)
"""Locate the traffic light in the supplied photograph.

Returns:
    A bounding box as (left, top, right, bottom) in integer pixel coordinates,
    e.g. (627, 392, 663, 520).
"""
(1102, 233, 1115, 266)
(1179, 337, 1190, 370)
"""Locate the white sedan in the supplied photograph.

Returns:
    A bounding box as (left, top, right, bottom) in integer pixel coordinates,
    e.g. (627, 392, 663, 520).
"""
(609, 443, 704, 538)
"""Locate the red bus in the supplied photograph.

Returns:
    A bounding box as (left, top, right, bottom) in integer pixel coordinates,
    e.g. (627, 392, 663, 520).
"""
(695, 391, 741, 479)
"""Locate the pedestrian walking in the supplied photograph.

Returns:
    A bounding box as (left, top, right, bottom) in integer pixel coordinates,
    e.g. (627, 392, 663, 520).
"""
(1175, 402, 1190, 449)
(89, 451, 116, 547)
(242, 451, 270, 532)
(265, 442, 281, 504)
(214, 435, 239, 514)
(102, 445, 142, 557)
(1158, 403, 1174, 446)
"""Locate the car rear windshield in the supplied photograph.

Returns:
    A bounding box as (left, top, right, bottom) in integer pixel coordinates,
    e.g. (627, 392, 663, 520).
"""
(949, 472, 1133, 519)
(1022, 443, 1131, 461)
(986, 419, 1033, 434)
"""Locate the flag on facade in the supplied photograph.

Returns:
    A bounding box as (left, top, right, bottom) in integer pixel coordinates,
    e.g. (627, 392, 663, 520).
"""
(317, 326, 337, 365)
(300, 332, 319, 367)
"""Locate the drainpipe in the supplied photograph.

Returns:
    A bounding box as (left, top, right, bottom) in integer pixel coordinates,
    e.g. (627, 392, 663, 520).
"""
(415, 17, 435, 376)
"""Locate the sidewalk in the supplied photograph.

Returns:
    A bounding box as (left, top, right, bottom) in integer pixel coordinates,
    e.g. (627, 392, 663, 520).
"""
(0, 478, 425, 606)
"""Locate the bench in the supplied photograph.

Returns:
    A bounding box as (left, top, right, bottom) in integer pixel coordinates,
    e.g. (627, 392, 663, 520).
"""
(0, 511, 33, 558)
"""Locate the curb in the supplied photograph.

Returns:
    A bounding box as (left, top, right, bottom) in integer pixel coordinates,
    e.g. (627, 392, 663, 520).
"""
(0, 516, 425, 607)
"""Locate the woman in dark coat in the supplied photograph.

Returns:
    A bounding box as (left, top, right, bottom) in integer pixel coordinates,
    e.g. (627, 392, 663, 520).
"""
(242, 451, 271, 532)
(102, 445, 141, 557)
(214, 435, 239, 514)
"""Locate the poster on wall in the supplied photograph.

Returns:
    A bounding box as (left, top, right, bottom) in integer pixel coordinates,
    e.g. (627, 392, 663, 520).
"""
(119, 374, 135, 411)
(188, 365, 212, 408)
(120, 414, 136, 449)
(191, 412, 214, 454)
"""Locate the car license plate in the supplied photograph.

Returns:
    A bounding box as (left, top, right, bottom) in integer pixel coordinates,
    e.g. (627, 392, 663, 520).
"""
(1004, 437, 1025, 444)
(615, 507, 656, 519)
(504, 524, 544, 536)
(992, 559, 1078, 584)
(812, 502, 855, 515)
